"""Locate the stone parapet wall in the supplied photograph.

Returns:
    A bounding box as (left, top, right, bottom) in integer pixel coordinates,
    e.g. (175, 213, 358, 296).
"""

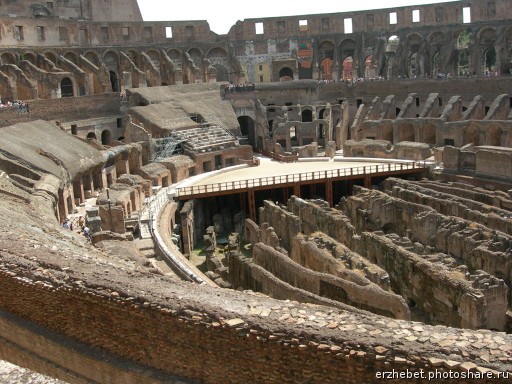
(0, 93, 121, 128)
(0, 251, 511, 383)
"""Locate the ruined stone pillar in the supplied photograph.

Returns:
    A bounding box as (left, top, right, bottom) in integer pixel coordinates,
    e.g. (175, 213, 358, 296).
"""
(76, 177, 86, 203)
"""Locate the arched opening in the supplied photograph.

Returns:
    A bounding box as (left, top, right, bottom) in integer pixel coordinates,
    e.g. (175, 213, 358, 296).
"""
(319, 41, 334, 80)
(23, 52, 36, 65)
(364, 56, 376, 78)
(237, 116, 256, 147)
(60, 77, 74, 97)
(301, 109, 313, 122)
(279, 67, 294, 81)
(45, 52, 57, 65)
(0, 52, 16, 65)
(86, 132, 97, 140)
(457, 30, 471, 76)
(109, 71, 119, 92)
(339, 39, 356, 79)
(84, 51, 100, 67)
(457, 49, 470, 77)
(101, 130, 112, 145)
(213, 64, 229, 82)
(318, 108, 326, 142)
(386, 35, 400, 53)
(64, 52, 78, 65)
(484, 47, 496, 75)
(342, 57, 353, 80)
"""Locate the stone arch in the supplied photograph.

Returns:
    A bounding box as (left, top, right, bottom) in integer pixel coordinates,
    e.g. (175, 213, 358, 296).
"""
(478, 27, 497, 44)
(405, 33, 423, 77)
(126, 49, 140, 67)
(428, 32, 444, 77)
(278, 67, 294, 81)
(22, 52, 37, 65)
(213, 64, 229, 82)
(339, 39, 355, 59)
(84, 51, 100, 67)
(86, 132, 97, 140)
(60, 77, 74, 97)
(386, 35, 400, 53)
(188, 48, 203, 68)
(104, 51, 120, 92)
(64, 51, 78, 65)
(145, 49, 161, 68)
(0, 52, 16, 65)
(339, 39, 356, 79)
(319, 40, 334, 80)
(301, 109, 313, 122)
(103, 50, 119, 71)
(101, 130, 112, 145)
(238, 115, 256, 147)
(207, 47, 229, 82)
(364, 55, 377, 79)
(207, 47, 228, 60)
(483, 47, 497, 75)
(342, 57, 353, 80)
(44, 51, 58, 65)
(167, 49, 182, 62)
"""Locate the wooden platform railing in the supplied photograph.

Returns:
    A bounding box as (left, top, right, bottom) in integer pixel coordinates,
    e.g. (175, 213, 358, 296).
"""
(175, 161, 428, 198)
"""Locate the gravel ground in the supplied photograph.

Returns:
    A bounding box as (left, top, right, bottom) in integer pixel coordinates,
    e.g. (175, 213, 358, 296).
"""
(0, 360, 67, 384)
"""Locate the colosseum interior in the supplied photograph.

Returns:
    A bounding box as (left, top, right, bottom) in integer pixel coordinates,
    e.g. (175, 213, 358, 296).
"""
(1, 0, 512, 382)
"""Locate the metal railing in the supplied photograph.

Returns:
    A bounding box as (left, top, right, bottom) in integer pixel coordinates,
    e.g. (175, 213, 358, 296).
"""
(144, 187, 213, 285)
(175, 161, 428, 198)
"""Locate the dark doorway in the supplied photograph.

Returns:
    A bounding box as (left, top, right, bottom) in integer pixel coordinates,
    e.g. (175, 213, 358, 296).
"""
(279, 67, 294, 80)
(101, 130, 112, 145)
(109, 71, 119, 92)
(301, 109, 313, 122)
(238, 116, 256, 147)
(60, 77, 74, 97)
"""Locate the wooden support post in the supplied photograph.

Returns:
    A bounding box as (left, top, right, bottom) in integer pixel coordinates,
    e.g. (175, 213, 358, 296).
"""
(326, 180, 333, 207)
(364, 175, 372, 189)
(293, 183, 301, 198)
(248, 190, 256, 222)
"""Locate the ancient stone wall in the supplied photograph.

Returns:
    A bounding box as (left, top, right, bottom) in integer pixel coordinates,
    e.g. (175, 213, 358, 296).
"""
(279, 195, 508, 330)
(277, 237, 409, 319)
(1, 228, 511, 383)
(0, 93, 121, 128)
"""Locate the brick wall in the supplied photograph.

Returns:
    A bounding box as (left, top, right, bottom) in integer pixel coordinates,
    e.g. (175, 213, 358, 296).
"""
(0, 256, 509, 383)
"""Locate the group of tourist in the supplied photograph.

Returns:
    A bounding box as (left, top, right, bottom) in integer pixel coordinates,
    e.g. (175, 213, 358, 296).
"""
(226, 83, 256, 93)
(0, 99, 30, 112)
(61, 216, 91, 240)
